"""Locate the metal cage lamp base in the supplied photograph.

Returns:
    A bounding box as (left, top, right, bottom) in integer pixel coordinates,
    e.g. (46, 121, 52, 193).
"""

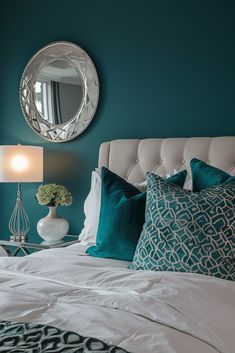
(9, 183, 30, 242)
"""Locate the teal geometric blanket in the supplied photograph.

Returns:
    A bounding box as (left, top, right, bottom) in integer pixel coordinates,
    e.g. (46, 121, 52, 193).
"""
(0, 320, 130, 352)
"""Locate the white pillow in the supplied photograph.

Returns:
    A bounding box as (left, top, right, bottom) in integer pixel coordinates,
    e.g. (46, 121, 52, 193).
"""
(183, 173, 193, 190)
(79, 171, 101, 245)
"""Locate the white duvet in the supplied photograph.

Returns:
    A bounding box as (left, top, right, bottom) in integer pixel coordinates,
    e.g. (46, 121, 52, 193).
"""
(0, 243, 234, 353)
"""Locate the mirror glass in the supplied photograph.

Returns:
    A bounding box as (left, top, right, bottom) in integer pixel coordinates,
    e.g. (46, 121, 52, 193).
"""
(34, 60, 84, 124)
(20, 42, 99, 143)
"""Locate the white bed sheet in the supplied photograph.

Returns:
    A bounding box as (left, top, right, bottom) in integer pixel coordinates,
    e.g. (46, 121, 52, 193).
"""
(0, 243, 234, 353)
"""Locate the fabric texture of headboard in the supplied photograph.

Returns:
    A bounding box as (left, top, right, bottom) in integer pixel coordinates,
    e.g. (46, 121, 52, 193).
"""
(98, 137, 235, 184)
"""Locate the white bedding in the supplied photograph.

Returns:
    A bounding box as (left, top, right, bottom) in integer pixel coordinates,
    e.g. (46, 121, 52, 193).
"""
(0, 243, 234, 353)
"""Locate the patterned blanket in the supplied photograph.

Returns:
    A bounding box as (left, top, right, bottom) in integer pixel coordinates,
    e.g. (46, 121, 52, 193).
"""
(0, 320, 130, 352)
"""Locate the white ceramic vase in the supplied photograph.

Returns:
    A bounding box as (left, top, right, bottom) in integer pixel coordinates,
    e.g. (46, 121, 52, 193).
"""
(37, 206, 69, 244)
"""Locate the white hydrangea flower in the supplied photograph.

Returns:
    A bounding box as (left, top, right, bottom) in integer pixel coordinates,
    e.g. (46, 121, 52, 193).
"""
(36, 184, 73, 206)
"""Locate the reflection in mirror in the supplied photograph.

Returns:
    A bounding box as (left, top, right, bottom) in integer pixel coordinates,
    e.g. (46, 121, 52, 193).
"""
(34, 60, 84, 124)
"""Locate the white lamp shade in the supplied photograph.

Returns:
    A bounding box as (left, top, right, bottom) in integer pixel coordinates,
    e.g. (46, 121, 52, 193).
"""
(0, 145, 43, 182)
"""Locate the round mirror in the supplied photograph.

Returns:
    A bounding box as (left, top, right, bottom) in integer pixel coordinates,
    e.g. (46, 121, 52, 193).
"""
(20, 42, 99, 143)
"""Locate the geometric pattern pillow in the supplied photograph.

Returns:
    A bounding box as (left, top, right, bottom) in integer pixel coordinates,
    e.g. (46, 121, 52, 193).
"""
(130, 173, 235, 281)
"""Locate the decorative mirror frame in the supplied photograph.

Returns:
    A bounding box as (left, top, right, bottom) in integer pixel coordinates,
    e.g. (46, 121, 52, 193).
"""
(19, 41, 99, 143)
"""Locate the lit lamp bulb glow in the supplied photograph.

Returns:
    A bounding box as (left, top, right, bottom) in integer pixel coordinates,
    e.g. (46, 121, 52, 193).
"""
(11, 155, 28, 172)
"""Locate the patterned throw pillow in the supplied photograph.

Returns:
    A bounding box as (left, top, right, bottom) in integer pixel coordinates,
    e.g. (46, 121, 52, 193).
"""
(130, 173, 235, 281)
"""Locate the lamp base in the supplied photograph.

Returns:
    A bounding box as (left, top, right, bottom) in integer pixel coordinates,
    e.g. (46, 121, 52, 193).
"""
(10, 234, 28, 243)
(9, 183, 30, 243)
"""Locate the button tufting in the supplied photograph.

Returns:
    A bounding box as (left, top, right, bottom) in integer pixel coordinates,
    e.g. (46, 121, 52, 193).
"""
(181, 159, 184, 164)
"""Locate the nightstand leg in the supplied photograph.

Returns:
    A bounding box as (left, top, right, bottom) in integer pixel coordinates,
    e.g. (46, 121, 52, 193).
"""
(12, 247, 30, 257)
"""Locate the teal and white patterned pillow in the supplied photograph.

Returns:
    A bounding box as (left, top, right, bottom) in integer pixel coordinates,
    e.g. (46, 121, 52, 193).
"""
(130, 173, 235, 281)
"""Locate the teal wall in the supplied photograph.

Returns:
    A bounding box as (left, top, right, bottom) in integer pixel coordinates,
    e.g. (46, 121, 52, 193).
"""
(1, 0, 235, 240)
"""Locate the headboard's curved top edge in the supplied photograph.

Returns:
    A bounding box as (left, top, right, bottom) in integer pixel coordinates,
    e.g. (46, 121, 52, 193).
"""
(98, 137, 235, 183)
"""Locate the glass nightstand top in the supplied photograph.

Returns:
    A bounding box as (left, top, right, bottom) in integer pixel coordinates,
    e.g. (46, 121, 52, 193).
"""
(0, 235, 80, 250)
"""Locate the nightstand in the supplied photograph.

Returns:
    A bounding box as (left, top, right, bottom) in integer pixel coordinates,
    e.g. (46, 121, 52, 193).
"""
(0, 235, 80, 257)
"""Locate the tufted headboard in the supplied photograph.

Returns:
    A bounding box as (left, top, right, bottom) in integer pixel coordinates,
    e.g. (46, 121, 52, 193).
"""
(98, 137, 235, 184)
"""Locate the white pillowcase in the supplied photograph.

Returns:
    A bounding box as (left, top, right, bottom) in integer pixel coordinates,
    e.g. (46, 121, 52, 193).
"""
(79, 171, 101, 245)
(183, 173, 193, 190)
(79, 169, 192, 245)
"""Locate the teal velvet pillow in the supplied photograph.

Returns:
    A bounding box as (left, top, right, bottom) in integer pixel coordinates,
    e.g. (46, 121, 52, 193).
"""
(191, 158, 235, 191)
(86, 167, 187, 261)
(166, 169, 187, 187)
(130, 173, 235, 280)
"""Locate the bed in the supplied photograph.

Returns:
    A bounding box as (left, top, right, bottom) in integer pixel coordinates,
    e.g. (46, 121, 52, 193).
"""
(0, 137, 234, 353)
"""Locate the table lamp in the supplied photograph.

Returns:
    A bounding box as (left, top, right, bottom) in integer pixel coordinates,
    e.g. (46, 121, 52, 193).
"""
(0, 145, 43, 241)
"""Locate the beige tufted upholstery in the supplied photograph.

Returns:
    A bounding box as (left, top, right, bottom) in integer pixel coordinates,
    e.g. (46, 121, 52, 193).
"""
(98, 137, 235, 183)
